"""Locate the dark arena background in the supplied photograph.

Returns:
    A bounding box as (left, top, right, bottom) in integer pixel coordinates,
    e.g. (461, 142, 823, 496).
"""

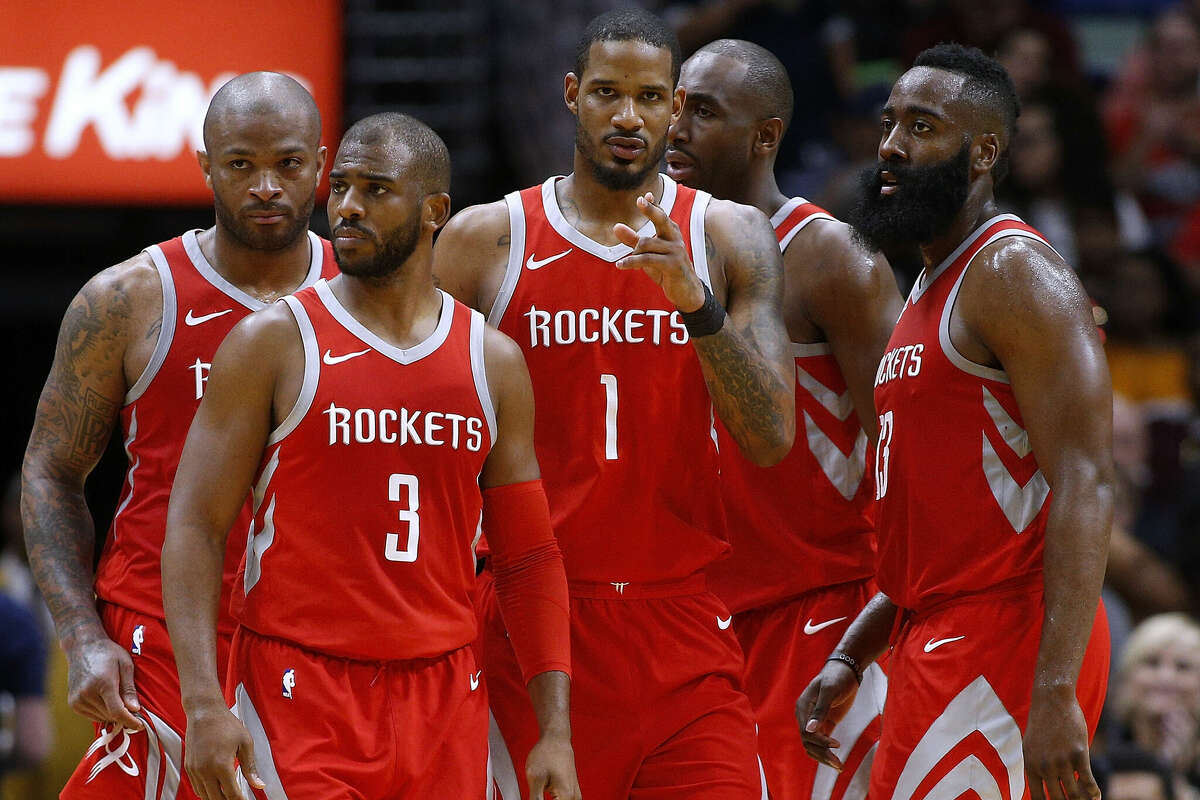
(4, 1, 1200, 797)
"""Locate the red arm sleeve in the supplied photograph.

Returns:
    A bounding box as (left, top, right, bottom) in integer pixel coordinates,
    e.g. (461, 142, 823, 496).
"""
(484, 479, 571, 682)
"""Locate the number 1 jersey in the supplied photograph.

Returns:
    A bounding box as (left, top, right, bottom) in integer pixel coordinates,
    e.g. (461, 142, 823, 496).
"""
(488, 175, 726, 584)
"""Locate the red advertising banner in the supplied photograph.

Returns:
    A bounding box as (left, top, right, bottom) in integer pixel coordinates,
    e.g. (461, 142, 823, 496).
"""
(0, 2, 342, 205)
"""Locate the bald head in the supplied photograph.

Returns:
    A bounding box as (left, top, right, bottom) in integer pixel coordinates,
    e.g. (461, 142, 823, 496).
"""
(693, 39, 793, 130)
(203, 71, 321, 152)
(339, 113, 450, 196)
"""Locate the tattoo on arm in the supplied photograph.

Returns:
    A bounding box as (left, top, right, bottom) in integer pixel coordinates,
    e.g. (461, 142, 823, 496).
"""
(691, 227, 792, 462)
(497, 234, 511, 247)
(21, 279, 129, 645)
(704, 233, 716, 266)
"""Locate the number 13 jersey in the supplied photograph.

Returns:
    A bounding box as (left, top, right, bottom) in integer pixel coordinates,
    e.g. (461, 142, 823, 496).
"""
(873, 215, 1057, 612)
(489, 175, 726, 584)
(233, 280, 495, 661)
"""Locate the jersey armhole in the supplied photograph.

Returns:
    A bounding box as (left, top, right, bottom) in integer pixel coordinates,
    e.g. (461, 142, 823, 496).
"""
(690, 190, 713, 290)
(124, 246, 177, 405)
(486, 191, 527, 328)
(469, 310, 499, 448)
(939, 229, 1060, 384)
(777, 211, 836, 253)
(267, 296, 320, 444)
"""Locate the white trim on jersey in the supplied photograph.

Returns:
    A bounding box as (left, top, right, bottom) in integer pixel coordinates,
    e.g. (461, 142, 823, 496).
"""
(488, 190, 527, 329)
(773, 196, 838, 254)
(791, 341, 833, 358)
(268, 296, 321, 445)
(888, 675, 1023, 800)
(182, 230, 325, 311)
(689, 189, 714, 290)
(488, 710, 522, 800)
(142, 709, 183, 800)
(232, 684, 293, 800)
(468, 309, 499, 446)
(539, 173, 679, 262)
(908, 214, 1024, 305)
(125, 245, 178, 405)
(938, 227, 1059, 384)
(315, 280, 454, 365)
(243, 447, 282, 595)
(111, 409, 140, 533)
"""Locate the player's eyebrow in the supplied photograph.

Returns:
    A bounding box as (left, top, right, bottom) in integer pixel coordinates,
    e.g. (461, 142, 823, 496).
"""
(685, 91, 721, 107)
(328, 169, 395, 183)
(882, 104, 944, 120)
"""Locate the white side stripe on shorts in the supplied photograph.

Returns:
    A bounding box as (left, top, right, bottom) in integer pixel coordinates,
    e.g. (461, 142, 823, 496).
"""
(489, 710, 522, 800)
(233, 683, 292, 800)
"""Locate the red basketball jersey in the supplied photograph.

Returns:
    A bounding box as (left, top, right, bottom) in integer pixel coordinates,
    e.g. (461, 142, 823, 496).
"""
(873, 214, 1056, 612)
(708, 198, 876, 614)
(234, 280, 494, 660)
(95, 230, 336, 636)
(489, 175, 725, 584)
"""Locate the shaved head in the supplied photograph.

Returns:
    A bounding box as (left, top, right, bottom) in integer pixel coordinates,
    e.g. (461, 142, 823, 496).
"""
(203, 71, 321, 152)
(694, 39, 793, 130)
(339, 113, 450, 196)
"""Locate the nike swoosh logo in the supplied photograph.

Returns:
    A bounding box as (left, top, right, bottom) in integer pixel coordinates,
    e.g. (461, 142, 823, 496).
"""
(322, 348, 371, 365)
(924, 635, 966, 653)
(804, 616, 848, 635)
(469, 670, 481, 691)
(184, 308, 233, 326)
(526, 248, 573, 270)
(716, 615, 732, 630)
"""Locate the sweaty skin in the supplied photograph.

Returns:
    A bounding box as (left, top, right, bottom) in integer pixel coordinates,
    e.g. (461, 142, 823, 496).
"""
(20, 71, 325, 735)
(163, 129, 579, 800)
(435, 39, 795, 465)
(796, 65, 1113, 800)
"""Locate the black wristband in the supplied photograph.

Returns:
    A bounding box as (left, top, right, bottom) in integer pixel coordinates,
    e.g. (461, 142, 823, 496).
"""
(679, 282, 726, 338)
(826, 652, 863, 684)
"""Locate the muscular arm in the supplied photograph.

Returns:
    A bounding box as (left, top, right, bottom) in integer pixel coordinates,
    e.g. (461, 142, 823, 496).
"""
(432, 201, 510, 316)
(162, 307, 297, 800)
(792, 221, 902, 441)
(958, 238, 1112, 799)
(20, 256, 159, 729)
(478, 328, 578, 800)
(693, 201, 796, 464)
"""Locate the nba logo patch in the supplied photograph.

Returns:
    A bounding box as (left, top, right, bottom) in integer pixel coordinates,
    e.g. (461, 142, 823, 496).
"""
(282, 669, 296, 700)
(131, 625, 145, 656)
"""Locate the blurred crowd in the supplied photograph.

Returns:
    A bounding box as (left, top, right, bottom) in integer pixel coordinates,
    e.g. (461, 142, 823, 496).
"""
(5, 0, 1200, 797)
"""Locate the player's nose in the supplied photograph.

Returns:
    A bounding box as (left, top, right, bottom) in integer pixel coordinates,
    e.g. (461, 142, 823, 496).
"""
(249, 170, 283, 202)
(879, 126, 907, 162)
(613, 96, 643, 130)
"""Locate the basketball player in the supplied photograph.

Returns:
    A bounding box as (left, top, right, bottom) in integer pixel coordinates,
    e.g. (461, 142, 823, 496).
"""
(434, 9, 795, 799)
(667, 40, 903, 800)
(20, 72, 337, 800)
(162, 113, 578, 800)
(797, 44, 1112, 800)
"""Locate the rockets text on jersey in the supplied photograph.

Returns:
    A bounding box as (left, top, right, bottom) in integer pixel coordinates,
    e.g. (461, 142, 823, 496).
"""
(873, 214, 1058, 612)
(487, 174, 726, 584)
(708, 197, 876, 614)
(234, 280, 494, 660)
(94, 230, 336, 636)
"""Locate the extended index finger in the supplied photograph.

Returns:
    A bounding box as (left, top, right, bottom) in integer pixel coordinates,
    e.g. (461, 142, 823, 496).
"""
(637, 193, 680, 241)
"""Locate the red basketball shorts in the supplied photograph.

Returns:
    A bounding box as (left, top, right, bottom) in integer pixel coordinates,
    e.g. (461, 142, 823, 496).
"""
(227, 625, 489, 800)
(868, 583, 1110, 800)
(61, 603, 231, 800)
(734, 579, 885, 800)
(477, 571, 765, 800)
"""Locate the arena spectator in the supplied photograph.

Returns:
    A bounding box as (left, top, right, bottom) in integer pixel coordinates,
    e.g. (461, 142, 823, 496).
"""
(1095, 746, 1178, 800)
(1110, 613, 1200, 799)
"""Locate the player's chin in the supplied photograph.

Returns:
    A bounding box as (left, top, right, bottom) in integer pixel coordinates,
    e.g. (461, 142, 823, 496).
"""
(664, 163, 696, 186)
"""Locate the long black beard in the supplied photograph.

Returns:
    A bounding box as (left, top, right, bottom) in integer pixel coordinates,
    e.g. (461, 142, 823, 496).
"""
(576, 122, 666, 191)
(333, 216, 422, 280)
(848, 144, 971, 252)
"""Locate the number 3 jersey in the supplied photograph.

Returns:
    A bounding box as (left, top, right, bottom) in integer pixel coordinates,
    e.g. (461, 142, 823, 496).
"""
(95, 230, 335, 636)
(233, 280, 495, 661)
(489, 175, 725, 584)
(873, 215, 1057, 612)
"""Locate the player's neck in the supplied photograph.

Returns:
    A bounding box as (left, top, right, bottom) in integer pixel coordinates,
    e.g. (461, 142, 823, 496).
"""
(918, 187, 1001, 270)
(328, 257, 442, 350)
(734, 169, 788, 220)
(201, 226, 313, 300)
(559, 162, 663, 242)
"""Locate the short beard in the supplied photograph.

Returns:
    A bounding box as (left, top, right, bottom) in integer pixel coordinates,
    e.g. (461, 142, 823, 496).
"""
(333, 216, 422, 280)
(848, 143, 971, 252)
(576, 121, 666, 191)
(214, 192, 314, 252)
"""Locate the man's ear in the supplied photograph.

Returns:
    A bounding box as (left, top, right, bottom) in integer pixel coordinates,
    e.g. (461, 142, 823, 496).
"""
(754, 118, 785, 156)
(197, 150, 213, 189)
(565, 72, 580, 116)
(424, 192, 452, 231)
